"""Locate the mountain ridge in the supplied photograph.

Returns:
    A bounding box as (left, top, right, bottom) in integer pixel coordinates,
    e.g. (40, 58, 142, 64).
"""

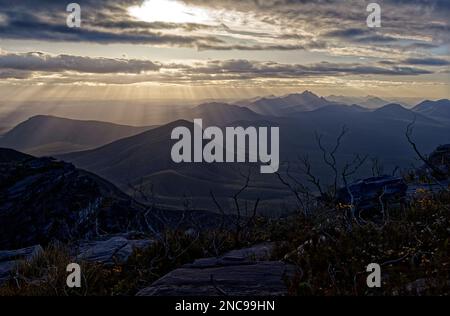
(244, 91, 336, 116)
(413, 99, 450, 121)
(0, 115, 153, 157)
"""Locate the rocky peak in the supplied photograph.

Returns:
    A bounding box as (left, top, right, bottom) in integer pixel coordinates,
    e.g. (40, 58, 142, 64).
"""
(0, 149, 146, 249)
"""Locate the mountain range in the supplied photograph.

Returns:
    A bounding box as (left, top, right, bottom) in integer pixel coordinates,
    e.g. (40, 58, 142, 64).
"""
(2, 92, 449, 212)
(242, 91, 336, 116)
(326, 95, 393, 108)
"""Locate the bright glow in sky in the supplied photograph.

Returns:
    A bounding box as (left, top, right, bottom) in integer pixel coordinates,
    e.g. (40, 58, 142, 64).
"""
(128, 0, 213, 24)
(0, 0, 449, 105)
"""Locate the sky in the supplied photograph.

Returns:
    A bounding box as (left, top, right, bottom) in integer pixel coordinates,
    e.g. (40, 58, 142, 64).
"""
(0, 0, 449, 104)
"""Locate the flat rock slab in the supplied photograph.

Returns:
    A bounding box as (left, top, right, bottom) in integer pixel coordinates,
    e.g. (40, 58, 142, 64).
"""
(0, 245, 43, 283)
(76, 237, 153, 265)
(185, 242, 275, 269)
(137, 261, 295, 296)
(137, 243, 295, 296)
(221, 242, 274, 261)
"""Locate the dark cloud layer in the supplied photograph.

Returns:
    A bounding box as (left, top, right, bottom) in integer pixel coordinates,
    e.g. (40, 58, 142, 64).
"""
(189, 59, 433, 78)
(0, 51, 434, 85)
(0, 0, 448, 52)
(0, 69, 31, 79)
(403, 57, 450, 66)
(0, 52, 161, 73)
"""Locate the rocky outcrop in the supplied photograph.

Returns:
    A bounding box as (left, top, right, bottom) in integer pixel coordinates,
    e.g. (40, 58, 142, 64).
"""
(0, 236, 153, 284)
(0, 245, 43, 283)
(0, 148, 147, 249)
(137, 243, 295, 296)
(76, 236, 153, 265)
(336, 175, 408, 210)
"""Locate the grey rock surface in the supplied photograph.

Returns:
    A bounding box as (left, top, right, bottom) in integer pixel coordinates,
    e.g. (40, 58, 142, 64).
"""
(137, 243, 295, 296)
(336, 175, 408, 210)
(0, 149, 148, 249)
(0, 245, 43, 283)
(76, 236, 153, 265)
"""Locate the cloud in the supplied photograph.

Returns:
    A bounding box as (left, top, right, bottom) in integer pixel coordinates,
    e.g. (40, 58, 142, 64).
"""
(403, 57, 450, 66)
(0, 44, 437, 85)
(324, 28, 400, 43)
(0, 0, 447, 53)
(0, 0, 224, 48)
(0, 51, 161, 74)
(2, 54, 433, 86)
(197, 42, 327, 51)
(2, 15, 223, 47)
(187, 59, 433, 78)
(0, 69, 31, 79)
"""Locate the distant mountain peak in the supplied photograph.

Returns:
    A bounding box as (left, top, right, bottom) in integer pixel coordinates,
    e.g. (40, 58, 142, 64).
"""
(415, 99, 450, 108)
(301, 90, 318, 97)
(378, 103, 405, 109)
(195, 102, 240, 110)
(28, 114, 53, 120)
(412, 99, 450, 121)
(366, 96, 386, 102)
(189, 102, 263, 125)
(325, 95, 390, 109)
(244, 90, 332, 116)
(282, 90, 321, 100)
(374, 103, 412, 116)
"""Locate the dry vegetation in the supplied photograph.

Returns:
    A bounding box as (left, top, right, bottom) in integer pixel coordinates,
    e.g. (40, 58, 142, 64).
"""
(0, 187, 448, 296)
(273, 189, 450, 295)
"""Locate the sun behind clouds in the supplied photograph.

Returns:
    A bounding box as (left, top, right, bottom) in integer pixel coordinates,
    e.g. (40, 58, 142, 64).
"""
(128, 0, 213, 24)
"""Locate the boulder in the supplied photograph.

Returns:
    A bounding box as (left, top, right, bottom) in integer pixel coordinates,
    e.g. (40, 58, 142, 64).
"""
(337, 175, 407, 210)
(0, 245, 43, 283)
(185, 242, 274, 269)
(137, 243, 295, 296)
(76, 236, 153, 265)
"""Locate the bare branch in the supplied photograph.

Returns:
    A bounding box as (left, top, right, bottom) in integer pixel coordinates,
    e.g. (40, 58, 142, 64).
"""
(314, 126, 349, 198)
(406, 118, 444, 177)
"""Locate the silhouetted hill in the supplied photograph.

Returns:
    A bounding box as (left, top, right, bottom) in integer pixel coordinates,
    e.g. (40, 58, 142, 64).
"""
(0, 115, 152, 156)
(59, 120, 290, 211)
(59, 120, 192, 184)
(245, 91, 334, 116)
(372, 103, 437, 123)
(413, 99, 450, 121)
(294, 102, 437, 124)
(327, 95, 391, 108)
(188, 102, 265, 125)
(0, 147, 33, 163)
(57, 103, 450, 212)
(301, 104, 369, 115)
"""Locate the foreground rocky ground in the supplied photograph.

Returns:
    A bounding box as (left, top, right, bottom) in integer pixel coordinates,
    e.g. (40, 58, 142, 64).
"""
(1, 185, 449, 296)
(0, 237, 297, 296)
(137, 243, 295, 296)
